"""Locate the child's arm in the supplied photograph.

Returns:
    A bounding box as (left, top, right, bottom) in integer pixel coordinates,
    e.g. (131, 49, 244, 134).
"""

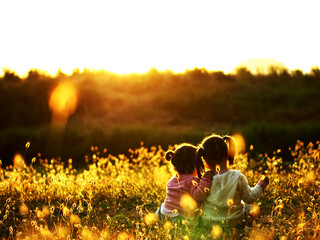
(239, 174, 268, 204)
(189, 171, 214, 202)
(258, 176, 269, 190)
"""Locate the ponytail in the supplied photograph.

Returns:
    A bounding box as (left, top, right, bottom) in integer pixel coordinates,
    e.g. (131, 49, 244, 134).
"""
(165, 150, 174, 162)
(196, 146, 205, 179)
(223, 135, 236, 165)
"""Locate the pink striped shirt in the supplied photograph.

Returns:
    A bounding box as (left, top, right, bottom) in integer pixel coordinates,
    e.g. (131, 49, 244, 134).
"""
(163, 174, 212, 214)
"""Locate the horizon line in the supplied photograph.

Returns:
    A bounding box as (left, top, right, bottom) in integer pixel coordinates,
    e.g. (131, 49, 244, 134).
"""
(1, 64, 319, 79)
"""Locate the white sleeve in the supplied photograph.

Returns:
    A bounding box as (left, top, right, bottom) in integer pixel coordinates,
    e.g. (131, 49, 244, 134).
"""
(239, 173, 263, 204)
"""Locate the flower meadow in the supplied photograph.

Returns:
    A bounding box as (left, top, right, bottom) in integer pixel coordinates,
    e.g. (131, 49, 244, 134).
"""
(0, 140, 319, 240)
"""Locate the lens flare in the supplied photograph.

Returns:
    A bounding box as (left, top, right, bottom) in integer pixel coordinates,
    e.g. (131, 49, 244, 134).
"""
(144, 212, 157, 226)
(250, 204, 261, 217)
(49, 81, 78, 119)
(163, 221, 173, 231)
(211, 225, 223, 239)
(180, 194, 197, 216)
(117, 231, 129, 240)
(232, 133, 246, 153)
(13, 153, 25, 169)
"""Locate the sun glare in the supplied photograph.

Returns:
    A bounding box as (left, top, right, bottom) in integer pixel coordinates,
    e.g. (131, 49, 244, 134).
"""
(232, 134, 246, 154)
(1, 1, 319, 77)
(49, 81, 78, 120)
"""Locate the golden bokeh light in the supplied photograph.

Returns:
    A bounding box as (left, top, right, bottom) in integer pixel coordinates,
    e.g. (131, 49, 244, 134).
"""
(232, 133, 246, 153)
(49, 81, 78, 120)
(19, 203, 29, 215)
(144, 212, 158, 226)
(63, 206, 70, 217)
(81, 228, 97, 240)
(180, 194, 197, 216)
(305, 171, 315, 184)
(211, 225, 223, 239)
(57, 226, 69, 239)
(40, 228, 53, 239)
(47, 81, 78, 156)
(117, 231, 130, 240)
(163, 221, 173, 232)
(36, 206, 50, 220)
(249, 204, 261, 218)
(100, 229, 109, 238)
(0, 137, 318, 238)
(70, 214, 81, 224)
(13, 153, 25, 169)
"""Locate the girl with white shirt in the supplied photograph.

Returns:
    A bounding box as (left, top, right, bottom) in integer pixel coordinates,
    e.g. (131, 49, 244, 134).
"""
(196, 134, 269, 228)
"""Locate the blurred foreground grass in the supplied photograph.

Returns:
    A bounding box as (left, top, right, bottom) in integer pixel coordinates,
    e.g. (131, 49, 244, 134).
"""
(0, 140, 320, 239)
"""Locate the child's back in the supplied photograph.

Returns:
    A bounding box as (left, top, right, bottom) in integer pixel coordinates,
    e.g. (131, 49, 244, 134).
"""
(197, 134, 269, 228)
(164, 173, 212, 214)
(202, 170, 264, 227)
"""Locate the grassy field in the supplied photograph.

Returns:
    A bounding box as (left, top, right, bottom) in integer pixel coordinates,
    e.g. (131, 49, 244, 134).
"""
(0, 139, 319, 239)
(1, 68, 320, 238)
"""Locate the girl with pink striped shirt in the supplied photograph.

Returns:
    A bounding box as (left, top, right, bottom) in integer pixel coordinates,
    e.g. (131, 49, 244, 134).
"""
(155, 143, 214, 221)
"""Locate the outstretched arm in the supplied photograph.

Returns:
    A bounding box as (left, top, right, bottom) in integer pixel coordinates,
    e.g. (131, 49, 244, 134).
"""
(239, 174, 268, 204)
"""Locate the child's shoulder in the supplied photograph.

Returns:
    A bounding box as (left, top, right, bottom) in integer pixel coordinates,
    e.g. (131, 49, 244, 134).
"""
(226, 169, 241, 176)
(169, 174, 195, 183)
(178, 174, 197, 181)
(222, 170, 243, 181)
(228, 170, 249, 182)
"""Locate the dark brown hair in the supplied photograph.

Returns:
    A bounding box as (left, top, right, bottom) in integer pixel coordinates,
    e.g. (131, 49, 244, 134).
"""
(165, 143, 197, 175)
(196, 134, 236, 178)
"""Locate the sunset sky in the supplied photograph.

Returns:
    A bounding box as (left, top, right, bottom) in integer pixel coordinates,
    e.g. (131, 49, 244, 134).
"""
(1, 0, 319, 77)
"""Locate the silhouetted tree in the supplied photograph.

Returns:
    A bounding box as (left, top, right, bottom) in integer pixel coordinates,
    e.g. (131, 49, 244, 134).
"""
(26, 69, 41, 82)
(1, 69, 21, 83)
(186, 68, 209, 81)
(279, 69, 290, 80)
(311, 67, 320, 79)
(235, 67, 253, 81)
(268, 65, 289, 78)
(291, 69, 304, 80)
(209, 71, 226, 81)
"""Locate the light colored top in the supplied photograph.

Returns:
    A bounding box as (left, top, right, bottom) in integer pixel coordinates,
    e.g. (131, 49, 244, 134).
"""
(202, 170, 263, 227)
(162, 174, 212, 216)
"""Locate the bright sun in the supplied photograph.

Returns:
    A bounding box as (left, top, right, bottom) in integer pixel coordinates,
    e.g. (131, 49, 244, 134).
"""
(0, 0, 319, 77)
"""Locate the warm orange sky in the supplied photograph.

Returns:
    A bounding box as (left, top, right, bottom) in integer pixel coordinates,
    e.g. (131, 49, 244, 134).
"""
(1, 0, 319, 77)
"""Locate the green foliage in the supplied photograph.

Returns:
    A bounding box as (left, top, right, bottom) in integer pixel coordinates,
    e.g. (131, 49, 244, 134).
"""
(1, 67, 320, 167)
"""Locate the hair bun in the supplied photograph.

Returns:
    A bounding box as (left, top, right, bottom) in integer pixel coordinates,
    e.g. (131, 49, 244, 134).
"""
(165, 150, 174, 161)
